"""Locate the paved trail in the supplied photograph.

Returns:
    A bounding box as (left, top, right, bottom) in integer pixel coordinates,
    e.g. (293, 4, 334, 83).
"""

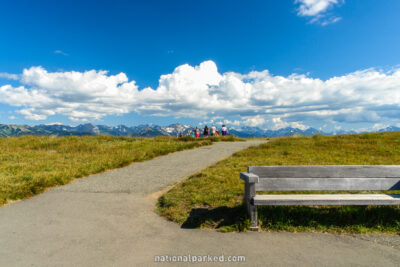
(1, 140, 400, 266)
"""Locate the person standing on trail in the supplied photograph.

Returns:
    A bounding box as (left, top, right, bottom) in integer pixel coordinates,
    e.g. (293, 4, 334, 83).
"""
(195, 127, 200, 138)
(221, 124, 228, 136)
(203, 125, 209, 137)
(210, 125, 217, 136)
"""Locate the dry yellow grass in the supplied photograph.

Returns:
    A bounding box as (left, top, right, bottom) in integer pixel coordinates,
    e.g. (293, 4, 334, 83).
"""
(0, 135, 213, 206)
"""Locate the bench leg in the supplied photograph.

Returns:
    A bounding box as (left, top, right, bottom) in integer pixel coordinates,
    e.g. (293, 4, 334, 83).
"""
(250, 204, 258, 231)
(244, 182, 258, 231)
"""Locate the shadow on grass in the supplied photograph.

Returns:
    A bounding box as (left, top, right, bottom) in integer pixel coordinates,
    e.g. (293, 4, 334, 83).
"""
(181, 206, 250, 231)
(258, 206, 400, 233)
(182, 205, 400, 233)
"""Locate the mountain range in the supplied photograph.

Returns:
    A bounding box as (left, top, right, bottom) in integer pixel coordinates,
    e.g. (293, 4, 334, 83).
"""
(1, 123, 400, 138)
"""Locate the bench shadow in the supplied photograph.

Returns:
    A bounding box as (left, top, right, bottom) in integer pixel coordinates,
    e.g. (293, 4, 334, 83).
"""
(258, 205, 400, 231)
(181, 206, 247, 230)
(182, 205, 400, 232)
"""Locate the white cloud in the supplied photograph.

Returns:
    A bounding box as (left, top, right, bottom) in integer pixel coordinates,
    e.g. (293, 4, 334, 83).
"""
(0, 67, 139, 121)
(224, 119, 241, 126)
(318, 16, 341, 26)
(271, 117, 309, 130)
(1, 61, 400, 130)
(295, 0, 343, 25)
(296, 0, 340, 16)
(0, 72, 19, 80)
(243, 116, 265, 127)
(372, 123, 388, 130)
(54, 50, 69, 56)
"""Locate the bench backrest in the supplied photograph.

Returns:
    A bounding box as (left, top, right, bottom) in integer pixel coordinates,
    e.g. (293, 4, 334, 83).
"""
(248, 165, 400, 191)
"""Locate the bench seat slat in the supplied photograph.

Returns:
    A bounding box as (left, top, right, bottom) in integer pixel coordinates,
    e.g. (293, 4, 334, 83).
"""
(249, 165, 400, 178)
(255, 178, 400, 191)
(253, 194, 400, 206)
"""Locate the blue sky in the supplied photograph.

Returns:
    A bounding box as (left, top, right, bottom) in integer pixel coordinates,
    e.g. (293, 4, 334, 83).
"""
(1, 0, 400, 132)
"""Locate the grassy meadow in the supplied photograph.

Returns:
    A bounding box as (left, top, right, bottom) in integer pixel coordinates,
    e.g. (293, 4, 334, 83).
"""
(0, 135, 242, 206)
(158, 132, 400, 233)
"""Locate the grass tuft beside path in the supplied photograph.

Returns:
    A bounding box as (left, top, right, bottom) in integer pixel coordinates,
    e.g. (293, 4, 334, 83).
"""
(158, 132, 400, 233)
(0, 135, 242, 206)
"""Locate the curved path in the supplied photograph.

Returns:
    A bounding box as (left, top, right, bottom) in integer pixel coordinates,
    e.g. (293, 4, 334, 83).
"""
(1, 140, 400, 266)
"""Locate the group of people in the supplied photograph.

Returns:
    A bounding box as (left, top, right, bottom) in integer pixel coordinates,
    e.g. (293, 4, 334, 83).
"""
(178, 125, 229, 138)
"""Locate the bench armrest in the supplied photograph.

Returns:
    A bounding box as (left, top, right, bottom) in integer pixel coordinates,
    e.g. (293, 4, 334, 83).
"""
(240, 172, 259, 183)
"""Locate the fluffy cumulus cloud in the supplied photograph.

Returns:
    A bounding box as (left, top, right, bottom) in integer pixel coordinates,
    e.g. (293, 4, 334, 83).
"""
(1, 60, 400, 130)
(0, 67, 139, 121)
(295, 0, 343, 25)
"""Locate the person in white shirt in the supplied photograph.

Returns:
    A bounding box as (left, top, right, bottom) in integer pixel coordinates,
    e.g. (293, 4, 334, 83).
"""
(210, 125, 217, 136)
(221, 125, 228, 136)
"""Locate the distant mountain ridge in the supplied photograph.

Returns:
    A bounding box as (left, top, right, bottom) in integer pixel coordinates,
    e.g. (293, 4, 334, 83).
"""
(0, 123, 194, 137)
(0, 123, 399, 138)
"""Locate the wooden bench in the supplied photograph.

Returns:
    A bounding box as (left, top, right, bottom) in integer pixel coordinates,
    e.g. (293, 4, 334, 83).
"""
(240, 165, 400, 231)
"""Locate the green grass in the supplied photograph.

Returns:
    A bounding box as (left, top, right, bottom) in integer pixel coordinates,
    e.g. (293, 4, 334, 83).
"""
(0, 135, 245, 206)
(157, 132, 400, 233)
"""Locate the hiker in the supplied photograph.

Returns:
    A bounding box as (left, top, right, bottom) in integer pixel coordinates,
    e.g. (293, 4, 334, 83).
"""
(210, 125, 217, 136)
(203, 125, 209, 137)
(178, 131, 183, 138)
(221, 124, 228, 136)
(195, 127, 200, 138)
